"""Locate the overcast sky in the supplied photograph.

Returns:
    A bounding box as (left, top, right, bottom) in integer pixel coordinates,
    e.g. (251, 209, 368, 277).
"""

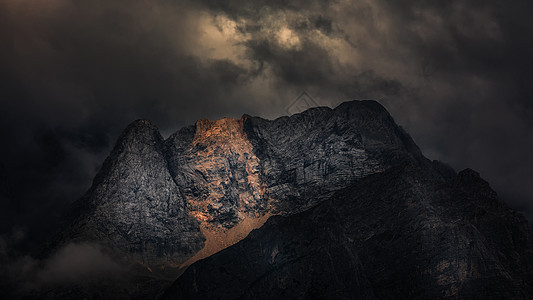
(1, 0, 533, 249)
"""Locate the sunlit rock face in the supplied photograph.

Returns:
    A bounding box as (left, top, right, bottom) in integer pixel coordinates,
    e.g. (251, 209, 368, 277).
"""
(164, 165, 533, 299)
(38, 100, 533, 299)
(167, 100, 444, 229)
(166, 117, 271, 230)
(164, 117, 274, 267)
(162, 100, 449, 266)
(53, 100, 453, 274)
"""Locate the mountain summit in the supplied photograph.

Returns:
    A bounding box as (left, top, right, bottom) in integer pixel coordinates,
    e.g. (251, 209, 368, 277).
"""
(35, 100, 532, 299)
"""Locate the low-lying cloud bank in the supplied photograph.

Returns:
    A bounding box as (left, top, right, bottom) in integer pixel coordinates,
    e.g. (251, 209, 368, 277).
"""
(1, 237, 124, 296)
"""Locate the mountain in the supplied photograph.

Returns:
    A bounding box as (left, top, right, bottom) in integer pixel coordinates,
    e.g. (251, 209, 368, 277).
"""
(27, 100, 531, 299)
(54, 120, 204, 266)
(163, 164, 533, 299)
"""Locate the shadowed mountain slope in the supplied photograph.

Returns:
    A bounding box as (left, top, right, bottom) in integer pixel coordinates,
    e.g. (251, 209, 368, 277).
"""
(31, 100, 526, 299)
(164, 164, 533, 299)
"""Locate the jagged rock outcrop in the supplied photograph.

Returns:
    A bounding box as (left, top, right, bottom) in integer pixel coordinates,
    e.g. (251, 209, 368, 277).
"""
(41, 99, 529, 299)
(165, 117, 272, 230)
(160, 100, 453, 267)
(165, 101, 449, 233)
(163, 164, 533, 299)
(53, 120, 204, 267)
(242, 101, 452, 215)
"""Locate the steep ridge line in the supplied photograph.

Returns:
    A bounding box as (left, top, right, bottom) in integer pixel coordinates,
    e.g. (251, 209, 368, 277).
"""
(34, 100, 463, 299)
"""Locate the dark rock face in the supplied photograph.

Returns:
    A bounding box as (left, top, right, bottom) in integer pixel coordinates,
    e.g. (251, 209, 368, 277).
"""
(163, 164, 533, 299)
(163, 100, 450, 232)
(242, 101, 447, 216)
(38, 100, 531, 299)
(50, 100, 446, 277)
(56, 120, 204, 267)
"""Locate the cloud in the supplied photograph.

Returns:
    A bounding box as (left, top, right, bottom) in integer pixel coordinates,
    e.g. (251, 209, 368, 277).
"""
(1, 241, 124, 296)
(36, 243, 123, 284)
(0, 0, 532, 255)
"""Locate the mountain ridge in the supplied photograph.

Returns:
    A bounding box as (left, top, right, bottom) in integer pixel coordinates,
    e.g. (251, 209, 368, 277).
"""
(26, 99, 531, 299)
(163, 163, 533, 299)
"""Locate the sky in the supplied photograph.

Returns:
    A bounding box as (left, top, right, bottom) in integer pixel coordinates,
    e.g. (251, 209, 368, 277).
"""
(1, 0, 533, 251)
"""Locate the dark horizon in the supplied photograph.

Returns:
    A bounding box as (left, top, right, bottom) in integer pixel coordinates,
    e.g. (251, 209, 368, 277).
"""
(1, 0, 533, 254)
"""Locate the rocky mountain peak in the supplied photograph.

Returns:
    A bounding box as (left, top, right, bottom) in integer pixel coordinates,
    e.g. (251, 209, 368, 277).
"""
(115, 119, 162, 147)
(32, 100, 533, 299)
(193, 117, 245, 144)
(335, 99, 388, 115)
(456, 168, 481, 181)
(55, 118, 204, 269)
(54, 101, 446, 271)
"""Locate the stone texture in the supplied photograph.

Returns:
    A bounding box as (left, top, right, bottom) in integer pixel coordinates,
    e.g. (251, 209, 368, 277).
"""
(164, 100, 452, 231)
(156, 100, 452, 270)
(52, 119, 204, 267)
(242, 100, 450, 216)
(41, 100, 530, 299)
(163, 164, 533, 299)
(165, 117, 271, 230)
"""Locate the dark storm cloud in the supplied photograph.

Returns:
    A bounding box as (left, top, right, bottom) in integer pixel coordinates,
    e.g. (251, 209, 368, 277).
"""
(364, 0, 533, 215)
(0, 0, 270, 243)
(0, 0, 532, 254)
